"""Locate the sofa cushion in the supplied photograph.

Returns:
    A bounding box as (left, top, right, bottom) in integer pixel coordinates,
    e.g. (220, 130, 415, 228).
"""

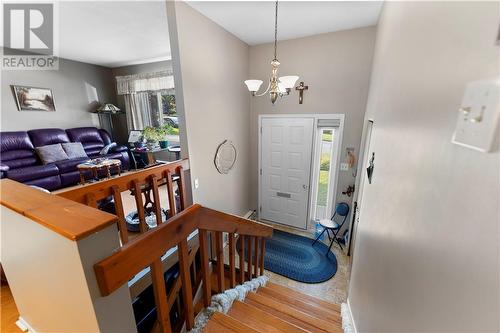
(2, 157, 38, 169)
(62, 142, 88, 159)
(1, 131, 34, 152)
(6, 164, 59, 182)
(36, 144, 69, 164)
(28, 128, 70, 147)
(66, 127, 106, 155)
(55, 157, 90, 173)
(66, 127, 104, 144)
(25, 175, 61, 191)
(1, 149, 35, 161)
(0, 132, 37, 168)
(98, 129, 112, 145)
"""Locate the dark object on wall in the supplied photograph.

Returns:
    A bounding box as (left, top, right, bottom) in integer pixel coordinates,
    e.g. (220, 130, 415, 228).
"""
(342, 184, 355, 197)
(0, 127, 130, 191)
(367, 152, 375, 184)
(214, 139, 236, 174)
(12, 85, 56, 111)
(295, 81, 309, 104)
(347, 201, 357, 256)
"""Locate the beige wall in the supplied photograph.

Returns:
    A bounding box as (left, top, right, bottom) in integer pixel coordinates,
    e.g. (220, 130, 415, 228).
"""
(167, 2, 251, 216)
(348, 2, 500, 332)
(249, 27, 376, 223)
(1, 52, 116, 131)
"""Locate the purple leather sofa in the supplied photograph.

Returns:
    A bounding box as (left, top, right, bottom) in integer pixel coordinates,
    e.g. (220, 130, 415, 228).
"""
(0, 127, 130, 191)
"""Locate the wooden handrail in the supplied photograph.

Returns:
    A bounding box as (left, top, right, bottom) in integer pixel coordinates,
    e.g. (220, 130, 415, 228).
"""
(94, 204, 272, 296)
(94, 203, 272, 333)
(54, 160, 273, 333)
(57, 159, 190, 204)
(0, 179, 118, 241)
(56, 159, 190, 245)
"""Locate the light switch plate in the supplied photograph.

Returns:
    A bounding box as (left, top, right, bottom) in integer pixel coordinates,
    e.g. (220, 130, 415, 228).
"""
(194, 178, 199, 189)
(452, 78, 500, 152)
(340, 163, 349, 171)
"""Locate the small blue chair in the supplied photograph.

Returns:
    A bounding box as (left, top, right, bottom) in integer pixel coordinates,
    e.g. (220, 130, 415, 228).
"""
(312, 202, 350, 255)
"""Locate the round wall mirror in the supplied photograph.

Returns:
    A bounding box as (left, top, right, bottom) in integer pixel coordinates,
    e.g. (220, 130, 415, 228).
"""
(214, 140, 237, 174)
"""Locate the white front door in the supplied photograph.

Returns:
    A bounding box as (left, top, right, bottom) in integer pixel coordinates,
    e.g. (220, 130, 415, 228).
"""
(260, 117, 314, 229)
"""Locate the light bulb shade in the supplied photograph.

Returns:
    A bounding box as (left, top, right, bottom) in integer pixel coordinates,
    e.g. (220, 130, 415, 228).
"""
(96, 103, 121, 113)
(279, 75, 299, 89)
(278, 82, 287, 94)
(244, 80, 263, 92)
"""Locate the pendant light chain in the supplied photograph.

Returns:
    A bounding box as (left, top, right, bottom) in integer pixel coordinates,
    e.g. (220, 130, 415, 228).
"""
(274, 0, 278, 60)
(244, 0, 301, 104)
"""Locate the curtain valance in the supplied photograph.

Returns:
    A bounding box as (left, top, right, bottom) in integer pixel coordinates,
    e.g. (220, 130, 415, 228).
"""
(116, 70, 175, 95)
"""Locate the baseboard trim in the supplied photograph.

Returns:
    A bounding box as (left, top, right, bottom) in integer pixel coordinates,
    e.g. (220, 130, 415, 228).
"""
(16, 316, 37, 333)
(243, 210, 254, 219)
(343, 299, 357, 333)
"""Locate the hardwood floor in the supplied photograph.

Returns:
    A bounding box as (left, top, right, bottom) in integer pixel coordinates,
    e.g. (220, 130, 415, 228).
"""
(1, 284, 22, 333)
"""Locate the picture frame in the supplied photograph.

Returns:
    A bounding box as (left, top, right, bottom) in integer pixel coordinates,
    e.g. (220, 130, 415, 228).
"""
(128, 130, 143, 143)
(12, 85, 56, 112)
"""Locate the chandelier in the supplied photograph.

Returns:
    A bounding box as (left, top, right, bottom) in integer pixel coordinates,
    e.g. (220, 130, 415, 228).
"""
(244, 0, 299, 104)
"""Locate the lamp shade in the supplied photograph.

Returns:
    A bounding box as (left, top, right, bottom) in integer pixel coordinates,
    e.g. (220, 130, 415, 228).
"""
(244, 80, 263, 92)
(96, 103, 121, 113)
(279, 75, 299, 89)
(278, 82, 287, 94)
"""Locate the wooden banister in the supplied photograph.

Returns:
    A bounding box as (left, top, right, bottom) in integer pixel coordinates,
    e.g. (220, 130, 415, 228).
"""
(57, 159, 190, 204)
(94, 204, 200, 296)
(197, 207, 272, 236)
(94, 201, 272, 332)
(52, 159, 272, 333)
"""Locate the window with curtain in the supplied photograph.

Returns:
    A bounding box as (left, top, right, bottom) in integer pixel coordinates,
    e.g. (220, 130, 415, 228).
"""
(116, 70, 177, 130)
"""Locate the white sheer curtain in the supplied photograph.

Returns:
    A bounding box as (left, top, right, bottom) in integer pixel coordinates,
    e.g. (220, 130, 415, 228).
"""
(124, 93, 153, 130)
(116, 71, 175, 130)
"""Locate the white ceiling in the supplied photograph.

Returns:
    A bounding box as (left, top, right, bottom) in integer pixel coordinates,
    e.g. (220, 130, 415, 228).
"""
(186, 1, 383, 45)
(3, 1, 382, 68)
(59, 1, 170, 68)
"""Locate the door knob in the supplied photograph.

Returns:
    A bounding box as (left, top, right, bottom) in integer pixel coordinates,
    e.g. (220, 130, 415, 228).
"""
(303, 184, 308, 190)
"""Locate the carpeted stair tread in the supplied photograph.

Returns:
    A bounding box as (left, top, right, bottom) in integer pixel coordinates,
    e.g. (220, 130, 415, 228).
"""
(209, 312, 262, 333)
(245, 291, 342, 333)
(257, 286, 342, 325)
(266, 282, 341, 314)
(227, 300, 308, 333)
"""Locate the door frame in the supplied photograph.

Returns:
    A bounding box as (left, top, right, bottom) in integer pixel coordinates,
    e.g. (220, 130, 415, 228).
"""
(346, 119, 374, 255)
(258, 114, 345, 231)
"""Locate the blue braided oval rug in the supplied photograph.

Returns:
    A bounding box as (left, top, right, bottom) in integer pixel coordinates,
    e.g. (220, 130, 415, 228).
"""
(237, 229, 337, 283)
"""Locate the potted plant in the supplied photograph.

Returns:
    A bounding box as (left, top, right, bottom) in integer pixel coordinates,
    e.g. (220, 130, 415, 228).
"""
(142, 126, 164, 149)
(158, 124, 177, 148)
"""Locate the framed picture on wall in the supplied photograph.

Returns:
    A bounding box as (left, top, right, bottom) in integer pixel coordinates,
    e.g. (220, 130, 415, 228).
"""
(12, 85, 56, 112)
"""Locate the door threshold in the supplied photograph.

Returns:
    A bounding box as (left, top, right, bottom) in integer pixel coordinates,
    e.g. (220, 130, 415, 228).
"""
(256, 218, 314, 236)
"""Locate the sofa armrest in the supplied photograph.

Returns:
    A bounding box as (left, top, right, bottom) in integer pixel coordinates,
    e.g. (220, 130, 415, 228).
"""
(110, 144, 129, 154)
(0, 163, 10, 172)
(0, 163, 9, 179)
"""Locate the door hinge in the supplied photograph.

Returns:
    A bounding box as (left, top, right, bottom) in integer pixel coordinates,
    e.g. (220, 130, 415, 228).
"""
(260, 168, 262, 175)
(259, 205, 262, 212)
(260, 126, 263, 134)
